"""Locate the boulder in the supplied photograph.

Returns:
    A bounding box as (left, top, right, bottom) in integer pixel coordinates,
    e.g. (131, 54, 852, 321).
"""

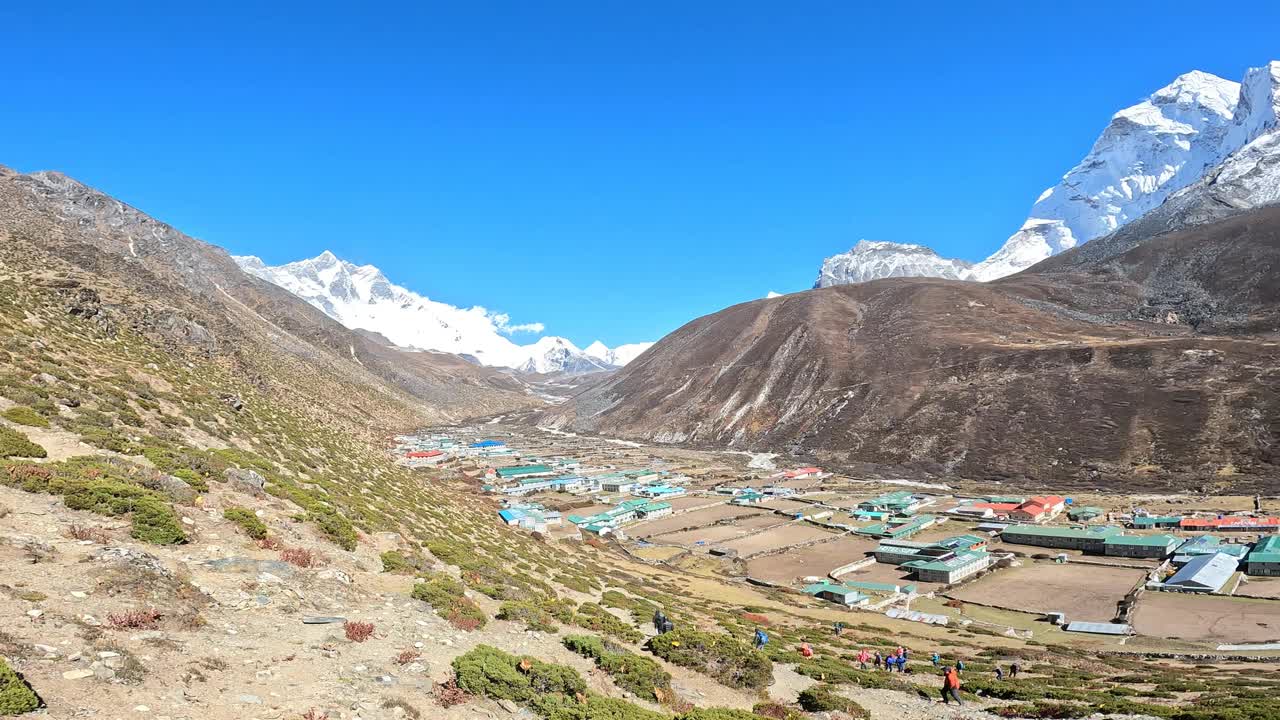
(224, 468, 266, 496)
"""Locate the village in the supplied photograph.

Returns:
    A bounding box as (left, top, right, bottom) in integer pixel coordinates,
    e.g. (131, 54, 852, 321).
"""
(391, 423, 1280, 656)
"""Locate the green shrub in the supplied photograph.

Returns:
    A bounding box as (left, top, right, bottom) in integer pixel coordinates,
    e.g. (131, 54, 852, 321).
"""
(309, 507, 358, 550)
(646, 627, 772, 690)
(573, 602, 643, 643)
(0, 426, 46, 459)
(498, 598, 574, 633)
(3, 406, 49, 428)
(797, 685, 865, 716)
(794, 656, 896, 688)
(224, 507, 268, 540)
(750, 702, 804, 720)
(130, 496, 188, 545)
(78, 428, 136, 454)
(412, 573, 487, 631)
(995, 704, 1094, 719)
(563, 634, 671, 701)
(171, 468, 208, 493)
(543, 694, 668, 720)
(0, 658, 40, 715)
(381, 550, 425, 574)
(676, 710, 761, 720)
(452, 645, 586, 706)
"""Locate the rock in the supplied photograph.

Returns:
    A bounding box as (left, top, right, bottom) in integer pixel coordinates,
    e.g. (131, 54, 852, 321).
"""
(70, 591, 88, 599)
(34, 372, 59, 385)
(57, 397, 81, 408)
(97, 547, 173, 578)
(93, 665, 116, 680)
(203, 557, 293, 577)
(237, 694, 262, 705)
(146, 474, 198, 504)
(63, 669, 95, 680)
(302, 616, 347, 625)
(498, 699, 521, 714)
(317, 569, 353, 585)
(34, 644, 59, 657)
(224, 468, 266, 496)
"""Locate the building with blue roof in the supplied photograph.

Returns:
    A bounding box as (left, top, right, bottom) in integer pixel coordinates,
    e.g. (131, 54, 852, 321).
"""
(1161, 552, 1238, 593)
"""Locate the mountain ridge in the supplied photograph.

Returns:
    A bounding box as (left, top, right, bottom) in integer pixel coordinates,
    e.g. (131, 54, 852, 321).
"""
(236, 252, 653, 375)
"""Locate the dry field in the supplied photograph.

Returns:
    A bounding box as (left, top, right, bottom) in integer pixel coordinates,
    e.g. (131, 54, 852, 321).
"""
(948, 562, 1144, 622)
(747, 535, 878, 584)
(654, 514, 790, 547)
(1235, 577, 1280, 599)
(712, 523, 838, 557)
(628, 504, 768, 537)
(758, 498, 812, 514)
(1132, 592, 1280, 642)
(664, 495, 726, 512)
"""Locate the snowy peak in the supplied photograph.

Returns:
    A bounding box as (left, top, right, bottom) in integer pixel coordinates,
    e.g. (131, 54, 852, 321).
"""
(235, 252, 651, 374)
(815, 240, 973, 287)
(1223, 61, 1280, 151)
(584, 340, 655, 367)
(966, 67, 1241, 281)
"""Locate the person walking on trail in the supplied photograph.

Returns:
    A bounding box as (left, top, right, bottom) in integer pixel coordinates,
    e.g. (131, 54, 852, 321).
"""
(873, 650, 882, 669)
(800, 642, 813, 658)
(931, 652, 940, 667)
(885, 652, 894, 671)
(857, 648, 870, 669)
(752, 628, 768, 650)
(956, 660, 966, 672)
(833, 621, 845, 636)
(941, 666, 964, 705)
(653, 609, 666, 631)
(1010, 662, 1020, 679)
(660, 619, 674, 635)
(995, 665, 1004, 681)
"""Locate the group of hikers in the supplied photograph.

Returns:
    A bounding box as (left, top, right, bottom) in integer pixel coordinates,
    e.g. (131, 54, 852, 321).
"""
(648, 612, 1017, 707)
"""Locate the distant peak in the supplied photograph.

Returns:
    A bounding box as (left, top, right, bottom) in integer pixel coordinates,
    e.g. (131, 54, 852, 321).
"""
(850, 240, 931, 253)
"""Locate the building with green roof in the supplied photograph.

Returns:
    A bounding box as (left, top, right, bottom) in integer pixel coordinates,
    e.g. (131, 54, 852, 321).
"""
(1067, 506, 1105, 522)
(1246, 536, 1280, 576)
(902, 550, 993, 584)
(1103, 534, 1181, 558)
(801, 582, 871, 606)
(495, 464, 553, 480)
(1000, 524, 1121, 552)
(1128, 516, 1182, 529)
(857, 490, 923, 515)
(856, 513, 937, 540)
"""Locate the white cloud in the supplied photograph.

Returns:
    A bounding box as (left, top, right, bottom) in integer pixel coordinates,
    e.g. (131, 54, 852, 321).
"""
(766, 290, 783, 299)
(491, 312, 545, 335)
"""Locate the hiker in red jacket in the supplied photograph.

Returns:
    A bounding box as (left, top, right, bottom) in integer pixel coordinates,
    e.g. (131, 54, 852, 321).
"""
(941, 666, 963, 705)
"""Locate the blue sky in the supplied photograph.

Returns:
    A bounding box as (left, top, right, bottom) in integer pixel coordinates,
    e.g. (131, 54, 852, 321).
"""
(4, 3, 1279, 347)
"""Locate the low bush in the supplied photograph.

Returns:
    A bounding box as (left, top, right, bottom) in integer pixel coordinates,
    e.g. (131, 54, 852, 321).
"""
(646, 628, 772, 690)
(797, 685, 866, 716)
(344, 621, 375, 643)
(794, 656, 896, 688)
(498, 598, 573, 633)
(0, 426, 46, 459)
(3, 406, 49, 428)
(572, 602, 643, 643)
(676, 710, 760, 720)
(412, 573, 487, 631)
(223, 507, 268, 540)
(0, 657, 41, 715)
(107, 608, 163, 630)
(563, 634, 671, 701)
(994, 704, 1095, 719)
(380, 550, 421, 574)
(280, 547, 320, 568)
(751, 702, 804, 720)
(130, 496, 188, 544)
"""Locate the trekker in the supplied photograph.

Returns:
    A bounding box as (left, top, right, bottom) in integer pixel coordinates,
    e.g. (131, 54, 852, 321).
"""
(752, 628, 768, 650)
(941, 666, 963, 705)
(833, 621, 845, 636)
(857, 648, 870, 669)
(885, 652, 894, 671)
(873, 650, 882, 669)
(653, 609, 666, 631)
(995, 665, 1004, 681)
(660, 619, 674, 635)
(800, 642, 814, 658)
(1010, 662, 1020, 679)
(931, 651, 940, 667)
(956, 660, 966, 672)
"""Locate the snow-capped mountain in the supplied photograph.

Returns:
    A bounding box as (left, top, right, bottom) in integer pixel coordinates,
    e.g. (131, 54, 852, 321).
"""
(814, 240, 974, 287)
(816, 63, 1280, 286)
(234, 252, 649, 373)
(584, 340, 655, 367)
(968, 69, 1241, 281)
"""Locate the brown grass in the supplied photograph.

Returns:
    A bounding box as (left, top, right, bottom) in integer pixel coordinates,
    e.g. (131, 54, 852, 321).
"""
(433, 678, 470, 708)
(394, 648, 421, 665)
(280, 547, 321, 568)
(66, 524, 113, 544)
(107, 608, 163, 630)
(343, 620, 375, 643)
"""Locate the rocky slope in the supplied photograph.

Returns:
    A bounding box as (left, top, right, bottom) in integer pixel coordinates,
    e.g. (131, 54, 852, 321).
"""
(550, 206, 1280, 490)
(238, 252, 651, 374)
(0, 166, 538, 429)
(817, 62, 1276, 286)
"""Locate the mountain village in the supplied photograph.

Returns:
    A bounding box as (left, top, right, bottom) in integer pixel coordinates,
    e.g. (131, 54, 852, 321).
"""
(391, 422, 1280, 652)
